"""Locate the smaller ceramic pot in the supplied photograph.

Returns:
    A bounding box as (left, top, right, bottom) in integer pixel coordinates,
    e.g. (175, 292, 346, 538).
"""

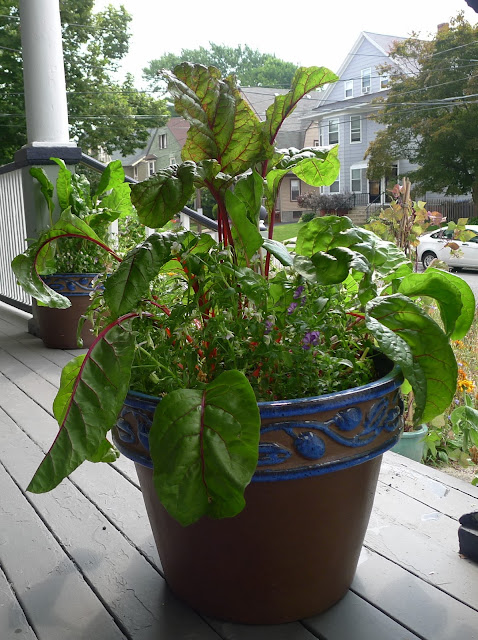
(391, 424, 428, 462)
(37, 273, 100, 349)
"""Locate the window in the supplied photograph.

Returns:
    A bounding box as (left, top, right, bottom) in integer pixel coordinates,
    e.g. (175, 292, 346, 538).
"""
(158, 134, 167, 149)
(148, 161, 155, 176)
(328, 118, 339, 145)
(361, 68, 371, 94)
(313, 139, 319, 147)
(350, 115, 361, 143)
(329, 178, 340, 193)
(169, 156, 176, 166)
(133, 165, 138, 180)
(290, 178, 301, 201)
(344, 80, 353, 99)
(380, 73, 389, 90)
(351, 168, 361, 193)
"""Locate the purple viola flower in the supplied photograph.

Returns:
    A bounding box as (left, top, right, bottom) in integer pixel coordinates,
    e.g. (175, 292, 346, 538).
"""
(287, 302, 298, 314)
(264, 319, 274, 334)
(302, 331, 320, 350)
(293, 285, 305, 299)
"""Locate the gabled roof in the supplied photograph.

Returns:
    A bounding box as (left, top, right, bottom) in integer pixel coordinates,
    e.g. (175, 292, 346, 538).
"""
(167, 117, 190, 146)
(315, 31, 406, 110)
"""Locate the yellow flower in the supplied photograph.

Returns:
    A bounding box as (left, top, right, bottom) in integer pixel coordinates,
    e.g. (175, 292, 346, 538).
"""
(454, 340, 465, 348)
(457, 379, 476, 393)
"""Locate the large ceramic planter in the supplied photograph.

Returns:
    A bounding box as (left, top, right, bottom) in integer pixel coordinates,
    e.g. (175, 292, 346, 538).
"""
(112, 362, 403, 624)
(391, 424, 428, 462)
(37, 273, 100, 349)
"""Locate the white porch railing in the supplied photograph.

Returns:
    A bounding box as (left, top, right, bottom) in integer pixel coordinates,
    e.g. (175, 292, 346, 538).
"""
(0, 166, 31, 311)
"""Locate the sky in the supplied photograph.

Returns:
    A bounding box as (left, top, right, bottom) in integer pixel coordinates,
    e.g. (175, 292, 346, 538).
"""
(94, 0, 478, 89)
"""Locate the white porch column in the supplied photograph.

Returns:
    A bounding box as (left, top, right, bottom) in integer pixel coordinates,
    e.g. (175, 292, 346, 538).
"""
(19, 0, 73, 146)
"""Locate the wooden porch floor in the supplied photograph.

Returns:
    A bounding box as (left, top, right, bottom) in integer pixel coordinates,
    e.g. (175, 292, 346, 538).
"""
(1, 301, 477, 640)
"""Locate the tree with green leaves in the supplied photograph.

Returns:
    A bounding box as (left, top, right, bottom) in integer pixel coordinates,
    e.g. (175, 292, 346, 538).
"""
(142, 43, 298, 90)
(366, 14, 478, 204)
(0, 0, 169, 165)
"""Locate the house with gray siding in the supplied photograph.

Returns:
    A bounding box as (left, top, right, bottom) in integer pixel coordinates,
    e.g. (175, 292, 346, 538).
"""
(301, 31, 416, 216)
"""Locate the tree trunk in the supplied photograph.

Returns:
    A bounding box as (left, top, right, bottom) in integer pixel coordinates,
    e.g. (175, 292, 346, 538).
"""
(471, 178, 478, 207)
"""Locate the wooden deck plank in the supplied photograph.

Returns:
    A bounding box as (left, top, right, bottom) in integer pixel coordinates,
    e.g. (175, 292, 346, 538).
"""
(365, 482, 478, 608)
(352, 547, 478, 640)
(0, 347, 58, 414)
(304, 591, 420, 640)
(0, 564, 38, 640)
(0, 414, 224, 640)
(0, 462, 127, 640)
(208, 619, 319, 640)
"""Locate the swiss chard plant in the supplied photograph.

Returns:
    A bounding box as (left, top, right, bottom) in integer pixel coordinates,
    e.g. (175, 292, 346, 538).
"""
(12, 64, 476, 526)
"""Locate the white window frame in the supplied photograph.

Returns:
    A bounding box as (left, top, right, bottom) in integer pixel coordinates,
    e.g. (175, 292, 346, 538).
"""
(133, 165, 138, 180)
(361, 68, 371, 94)
(328, 118, 339, 145)
(290, 178, 301, 201)
(351, 168, 361, 193)
(169, 156, 176, 166)
(344, 80, 353, 99)
(158, 133, 167, 149)
(380, 73, 389, 90)
(148, 161, 155, 176)
(329, 177, 340, 193)
(350, 115, 361, 143)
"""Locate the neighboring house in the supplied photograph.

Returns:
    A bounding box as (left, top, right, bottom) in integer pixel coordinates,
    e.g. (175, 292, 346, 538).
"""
(300, 31, 417, 217)
(110, 117, 189, 181)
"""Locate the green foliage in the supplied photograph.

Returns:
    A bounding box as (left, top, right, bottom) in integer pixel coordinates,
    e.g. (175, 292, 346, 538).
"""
(143, 43, 298, 90)
(366, 14, 478, 204)
(0, 0, 169, 164)
(300, 211, 316, 223)
(151, 371, 260, 526)
(14, 65, 476, 526)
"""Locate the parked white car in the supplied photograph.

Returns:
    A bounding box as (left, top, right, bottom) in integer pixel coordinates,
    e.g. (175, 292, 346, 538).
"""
(417, 225, 478, 270)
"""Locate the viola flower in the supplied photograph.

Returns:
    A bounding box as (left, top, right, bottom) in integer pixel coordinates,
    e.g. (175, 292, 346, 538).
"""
(302, 331, 320, 350)
(293, 285, 305, 299)
(288, 302, 298, 314)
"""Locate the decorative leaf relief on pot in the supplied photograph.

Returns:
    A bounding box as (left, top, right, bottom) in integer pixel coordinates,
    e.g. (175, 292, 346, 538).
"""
(115, 404, 154, 450)
(41, 274, 102, 294)
(258, 394, 403, 465)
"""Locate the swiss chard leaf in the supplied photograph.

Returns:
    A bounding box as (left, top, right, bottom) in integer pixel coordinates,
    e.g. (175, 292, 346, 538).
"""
(131, 162, 196, 228)
(11, 210, 104, 308)
(30, 167, 54, 219)
(225, 190, 263, 263)
(28, 319, 136, 493)
(149, 370, 260, 526)
(50, 158, 72, 211)
(264, 66, 338, 145)
(104, 231, 195, 317)
(94, 159, 126, 199)
(398, 268, 475, 339)
(164, 63, 270, 177)
(366, 294, 457, 424)
(262, 239, 293, 267)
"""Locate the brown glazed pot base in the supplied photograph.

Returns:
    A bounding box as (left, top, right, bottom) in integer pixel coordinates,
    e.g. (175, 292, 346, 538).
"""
(37, 274, 99, 349)
(114, 361, 403, 624)
(136, 457, 382, 624)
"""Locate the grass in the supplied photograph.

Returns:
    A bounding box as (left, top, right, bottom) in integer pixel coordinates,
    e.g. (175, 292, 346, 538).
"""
(272, 222, 302, 242)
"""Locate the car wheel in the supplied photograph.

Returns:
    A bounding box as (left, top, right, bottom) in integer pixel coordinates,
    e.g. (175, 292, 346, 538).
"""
(422, 251, 437, 269)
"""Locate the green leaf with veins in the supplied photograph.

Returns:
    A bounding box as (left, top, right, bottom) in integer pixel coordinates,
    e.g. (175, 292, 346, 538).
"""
(131, 162, 196, 228)
(398, 267, 475, 339)
(150, 370, 260, 526)
(264, 66, 338, 144)
(163, 63, 271, 177)
(366, 294, 457, 424)
(28, 319, 136, 493)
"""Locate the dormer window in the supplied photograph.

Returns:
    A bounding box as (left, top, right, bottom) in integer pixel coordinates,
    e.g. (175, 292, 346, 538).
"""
(361, 68, 371, 94)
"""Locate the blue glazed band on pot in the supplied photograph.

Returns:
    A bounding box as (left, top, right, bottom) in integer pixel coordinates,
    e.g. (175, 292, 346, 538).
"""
(112, 363, 404, 481)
